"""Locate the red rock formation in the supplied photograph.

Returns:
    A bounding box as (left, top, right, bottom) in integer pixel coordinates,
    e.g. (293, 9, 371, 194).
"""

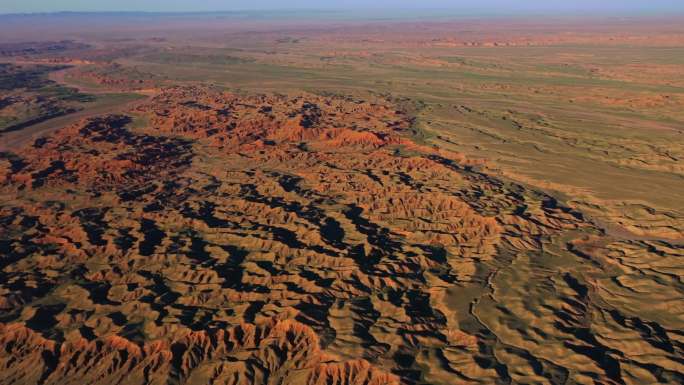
(2, 87, 661, 385)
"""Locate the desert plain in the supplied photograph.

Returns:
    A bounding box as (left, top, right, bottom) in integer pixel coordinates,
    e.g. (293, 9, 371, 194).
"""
(0, 12, 683, 385)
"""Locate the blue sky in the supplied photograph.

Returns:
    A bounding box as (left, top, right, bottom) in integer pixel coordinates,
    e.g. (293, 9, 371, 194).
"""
(2, 0, 683, 14)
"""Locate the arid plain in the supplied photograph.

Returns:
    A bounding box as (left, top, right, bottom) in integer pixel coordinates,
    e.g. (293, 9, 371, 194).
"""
(0, 14, 683, 385)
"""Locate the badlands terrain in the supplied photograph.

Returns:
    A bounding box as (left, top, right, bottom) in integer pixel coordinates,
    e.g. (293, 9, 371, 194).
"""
(0, 14, 683, 385)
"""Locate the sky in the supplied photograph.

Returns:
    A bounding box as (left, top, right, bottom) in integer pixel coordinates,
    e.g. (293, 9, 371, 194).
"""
(1, 0, 683, 15)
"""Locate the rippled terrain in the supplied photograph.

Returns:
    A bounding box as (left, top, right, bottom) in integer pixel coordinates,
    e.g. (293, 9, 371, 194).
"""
(0, 14, 683, 385)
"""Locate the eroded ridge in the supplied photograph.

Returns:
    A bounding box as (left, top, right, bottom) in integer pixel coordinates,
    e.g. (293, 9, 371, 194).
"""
(0, 87, 681, 385)
(137, 86, 410, 150)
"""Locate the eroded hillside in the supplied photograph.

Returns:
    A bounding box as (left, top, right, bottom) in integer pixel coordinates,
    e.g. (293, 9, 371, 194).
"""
(0, 87, 682, 385)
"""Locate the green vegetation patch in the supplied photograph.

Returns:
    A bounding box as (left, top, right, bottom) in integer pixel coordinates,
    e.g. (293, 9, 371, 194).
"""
(141, 52, 256, 66)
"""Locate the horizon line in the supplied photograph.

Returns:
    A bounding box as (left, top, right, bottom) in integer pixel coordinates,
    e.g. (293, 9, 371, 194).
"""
(2, 8, 684, 17)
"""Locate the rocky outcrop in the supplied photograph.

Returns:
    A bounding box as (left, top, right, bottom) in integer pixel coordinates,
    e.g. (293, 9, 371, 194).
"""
(1, 87, 680, 385)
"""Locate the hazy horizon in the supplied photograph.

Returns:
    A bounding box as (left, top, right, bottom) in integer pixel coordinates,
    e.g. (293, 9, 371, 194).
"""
(2, 0, 684, 16)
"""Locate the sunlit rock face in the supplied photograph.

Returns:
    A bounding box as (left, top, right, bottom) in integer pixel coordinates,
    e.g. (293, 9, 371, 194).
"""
(0, 87, 681, 385)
